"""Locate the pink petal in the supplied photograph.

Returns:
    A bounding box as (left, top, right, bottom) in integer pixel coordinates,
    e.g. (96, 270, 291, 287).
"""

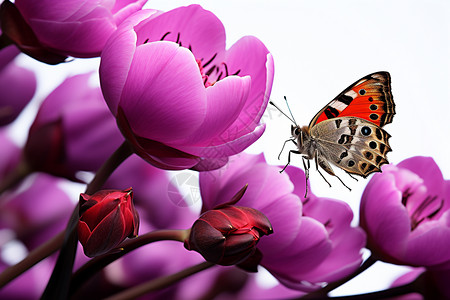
(0, 63, 36, 125)
(262, 217, 332, 291)
(133, 4, 226, 63)
(119, 41, 206, 142)
(175, 75, 251, 145)
(404, 212, 450, 266)
(223, 36, 273, 136)
(398, 156, 445, 199)
(100, 10, 159, 115)
(360, 173, 411, 258)
(178, 123, 265, 158)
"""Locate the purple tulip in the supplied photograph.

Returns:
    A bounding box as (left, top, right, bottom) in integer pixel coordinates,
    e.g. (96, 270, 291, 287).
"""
(0, 60, 36, 126)
(0, 129, 20, 181)
(24, 73, 123, 181)
(0, 173, 73, 250)
(100, 5, 274, 171)
(390, 267, 450, 299)
(360, 156, 450, 269)
(6, 0, 148, 58)
(200, 153, 365, 291)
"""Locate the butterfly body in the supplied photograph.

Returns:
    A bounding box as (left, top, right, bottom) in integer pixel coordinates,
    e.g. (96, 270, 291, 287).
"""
(274, 72, 395, 195)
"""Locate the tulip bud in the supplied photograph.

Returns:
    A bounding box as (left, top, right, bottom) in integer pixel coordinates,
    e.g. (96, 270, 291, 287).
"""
(184, 206, 273, 266)
(77, 188, 139, 257)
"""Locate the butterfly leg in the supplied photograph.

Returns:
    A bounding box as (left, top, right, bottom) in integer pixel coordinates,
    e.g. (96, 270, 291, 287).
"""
(302, 156, 311, 198)
(280, 150, 301, 173)
(314, 155, 332, 188)
(278, 138, 297, 160)
(316, 154, 351, 191)
(346, 171, 359, 181)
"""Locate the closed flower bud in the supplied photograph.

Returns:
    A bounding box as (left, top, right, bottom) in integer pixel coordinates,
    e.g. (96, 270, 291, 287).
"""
(77, 188, 139, 257)
(184, 206, 273, 266)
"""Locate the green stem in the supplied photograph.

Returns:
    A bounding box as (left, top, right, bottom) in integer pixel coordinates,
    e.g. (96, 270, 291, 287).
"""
(70, 229, 190, 294)
(85, 141, 133, 195)
(0, 231, 64, 288)
(42, 141, 133, 299)
(104, 261, 215, 300)
(301, 255, 378, 299)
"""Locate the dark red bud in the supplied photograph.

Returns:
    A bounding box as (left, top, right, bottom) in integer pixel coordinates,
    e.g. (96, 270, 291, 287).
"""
(77, 188, 139, 257)
(184, 206, 273, 266)
(23, 119, 79, 181)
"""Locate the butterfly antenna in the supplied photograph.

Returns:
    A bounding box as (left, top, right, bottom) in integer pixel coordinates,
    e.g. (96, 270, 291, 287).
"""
(269, 99, 297, 125)
(283, 96, 298, 125)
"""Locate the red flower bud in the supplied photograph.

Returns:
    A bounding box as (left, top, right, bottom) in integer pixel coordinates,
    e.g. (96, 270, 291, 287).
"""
(184, 206, 273, 266)
(77, 188, 139, 257)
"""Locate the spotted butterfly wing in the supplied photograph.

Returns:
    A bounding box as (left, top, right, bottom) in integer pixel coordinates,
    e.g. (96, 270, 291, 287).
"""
(310, 117, 392, 178)
(309, 72, 395, 128)
(308, 72, 395, 178)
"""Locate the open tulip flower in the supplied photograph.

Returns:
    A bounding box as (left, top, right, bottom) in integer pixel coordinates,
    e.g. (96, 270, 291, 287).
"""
(24, 73, 123, 181)
(199, 153, 366, 291)
(100, 5, 274, 171)
(360, 156, 450, 269)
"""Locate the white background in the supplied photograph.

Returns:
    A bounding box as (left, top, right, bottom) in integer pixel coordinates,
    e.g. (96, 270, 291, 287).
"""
(10, 0, 450, 297)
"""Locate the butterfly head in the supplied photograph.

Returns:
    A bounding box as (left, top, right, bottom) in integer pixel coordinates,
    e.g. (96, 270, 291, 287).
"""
(291, 125, 311, 152)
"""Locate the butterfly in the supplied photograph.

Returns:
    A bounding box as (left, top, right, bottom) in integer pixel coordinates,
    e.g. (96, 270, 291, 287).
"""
(270, 71, 395, 196)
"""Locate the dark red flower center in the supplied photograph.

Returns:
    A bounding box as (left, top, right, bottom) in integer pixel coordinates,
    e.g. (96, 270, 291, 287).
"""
(402, 188, 444, 230)
(152, 31, 241, 87)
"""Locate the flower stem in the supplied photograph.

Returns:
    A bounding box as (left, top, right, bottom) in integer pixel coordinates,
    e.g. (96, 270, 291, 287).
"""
(0, 33, 13, 50)
(42, 141, 133, 299)
(0, 158, 32, 197)
(301, 254, 378, 299)
(104, 261, 215, 300)
(85, 141, 133, 194)
(70, 229, 190, 294)
(0, 230, 64, 288)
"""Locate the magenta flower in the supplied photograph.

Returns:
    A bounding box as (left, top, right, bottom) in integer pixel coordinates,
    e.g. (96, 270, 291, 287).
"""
(100, 5, 274, 171)
(360, 156, 450, 269)
(200, 153, 365, 291)
(3, 0, 147, 59)
(0, 129, 20, 181)
(24, 73, 123, 181)
(390, 268, 450, 299)
(0, 60, 36, 126)
(0, 174, 73, 250)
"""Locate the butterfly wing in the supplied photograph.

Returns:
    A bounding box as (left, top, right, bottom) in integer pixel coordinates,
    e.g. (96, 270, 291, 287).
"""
(308, 72, 395, 128)
(310, 117, 391, 177)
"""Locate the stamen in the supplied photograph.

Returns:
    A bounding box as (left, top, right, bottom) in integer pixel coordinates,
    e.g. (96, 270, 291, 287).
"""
(202, 53, 217, 68)
(402, 188, 412, 206)
(176, 32, 181, 44)
(160, 32, 171, 41)
(205, 65, 217, 77)
(233, 69, 241, 76)
(410, 195, 443, 230)
(188, 44, 193, 52)
(223, 63, 229, 76)
(217, 71, 223, 81)
(143, 38, 149, 44)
